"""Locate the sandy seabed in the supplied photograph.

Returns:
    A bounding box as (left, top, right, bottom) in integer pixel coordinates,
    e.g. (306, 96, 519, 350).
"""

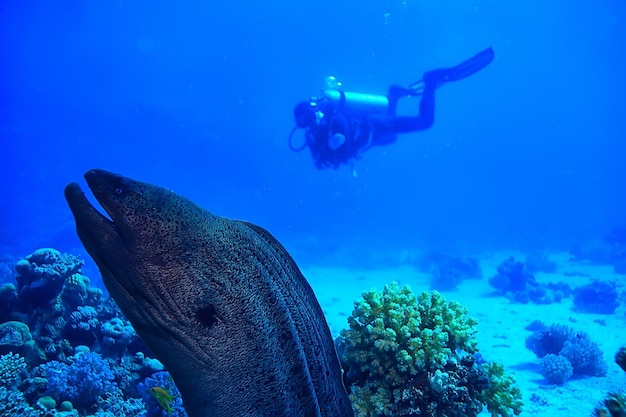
(303, 251, 626, 417)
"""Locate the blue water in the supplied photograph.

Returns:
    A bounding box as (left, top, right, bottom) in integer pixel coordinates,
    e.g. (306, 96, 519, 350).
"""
(2, 0, 624, 268)
(0, 2, 625, 415)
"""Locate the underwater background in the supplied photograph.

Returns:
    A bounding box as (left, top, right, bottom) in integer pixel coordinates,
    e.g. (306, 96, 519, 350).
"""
(1, 0, 625, 416)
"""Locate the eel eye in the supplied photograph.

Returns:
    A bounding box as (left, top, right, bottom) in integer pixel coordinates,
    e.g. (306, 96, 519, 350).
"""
(115, 187, 125, 195)
(196, 305, 217, 329)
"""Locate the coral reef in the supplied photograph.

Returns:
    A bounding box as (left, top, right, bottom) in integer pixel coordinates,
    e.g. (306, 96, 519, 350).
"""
(417, 252, 482, 291)
(0, 352, 45, 416)
(523, 320, 546, 332)
(478, 362, 523, 417)
(0, 320, 34, 356)
(0, 248, 183, 416)
(572, 280, 621, 314)
(338, 282, 522, 417)
(0, 352, 26, 385)
(488, 257, 571, 304)
(138, 371, 186, 416)
(525, 323, 573, 358)
(539, 354, 573, 384)
(41, 350, 117, 412)
(488, 257, 532, 294)
(525, 321, 607, 384)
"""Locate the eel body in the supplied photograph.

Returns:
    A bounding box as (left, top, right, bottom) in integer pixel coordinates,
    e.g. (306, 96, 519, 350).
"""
(65, 169, 354, 417)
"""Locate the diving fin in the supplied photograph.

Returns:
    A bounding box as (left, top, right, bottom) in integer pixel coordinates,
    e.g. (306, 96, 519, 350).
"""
(442, 46, 494, 82)
(414, 47, 495, 89)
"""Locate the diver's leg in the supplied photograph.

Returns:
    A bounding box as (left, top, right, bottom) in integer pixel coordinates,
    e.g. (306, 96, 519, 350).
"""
(370, 48, 494, 144)
(417, 81, 435, 128)
(392, 79, 435, 132)
(386, 84, 418, 116)
(370, 81, 435, 144)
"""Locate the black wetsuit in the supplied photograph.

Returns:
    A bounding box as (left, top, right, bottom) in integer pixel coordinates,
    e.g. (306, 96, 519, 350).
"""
(305, 105, 371, 169)
(305, 82, 436, 169)
(302, 47, 495, 169)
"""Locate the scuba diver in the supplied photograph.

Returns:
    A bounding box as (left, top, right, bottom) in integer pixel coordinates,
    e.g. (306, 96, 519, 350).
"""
(289, 47, 495, 171)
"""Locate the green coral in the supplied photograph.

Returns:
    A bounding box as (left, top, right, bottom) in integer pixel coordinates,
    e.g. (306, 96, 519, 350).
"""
(341, 282, 478, 377)
(478, 362, 523, 417)
(339, 282, 522, 417)
(61, 273, 88, 305)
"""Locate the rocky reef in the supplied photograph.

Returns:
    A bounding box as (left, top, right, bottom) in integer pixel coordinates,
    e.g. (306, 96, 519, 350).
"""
(1, 248, 529, 417)
(488, 257, 572, 304)
(336, 282, 523, 417)
(0, 248, 186, 416)
(524, 320, 607, 385)
(415, 252, 483, 291)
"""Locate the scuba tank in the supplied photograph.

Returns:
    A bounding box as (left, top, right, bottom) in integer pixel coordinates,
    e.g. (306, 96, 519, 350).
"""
(321, 89, 389, 115)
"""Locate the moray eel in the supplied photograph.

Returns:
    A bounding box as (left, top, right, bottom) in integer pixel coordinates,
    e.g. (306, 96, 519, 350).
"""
(64, 169, 354, 417)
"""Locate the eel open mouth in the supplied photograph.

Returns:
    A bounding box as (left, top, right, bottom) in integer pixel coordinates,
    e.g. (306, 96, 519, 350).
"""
(64, 169, 126, 253)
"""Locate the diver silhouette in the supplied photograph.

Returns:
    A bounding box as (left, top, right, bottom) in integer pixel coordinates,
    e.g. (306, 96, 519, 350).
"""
(289, 47, 495, 171)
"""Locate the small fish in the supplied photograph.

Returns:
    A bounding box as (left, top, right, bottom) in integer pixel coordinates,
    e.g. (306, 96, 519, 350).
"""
(149, 386, 176, 414)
